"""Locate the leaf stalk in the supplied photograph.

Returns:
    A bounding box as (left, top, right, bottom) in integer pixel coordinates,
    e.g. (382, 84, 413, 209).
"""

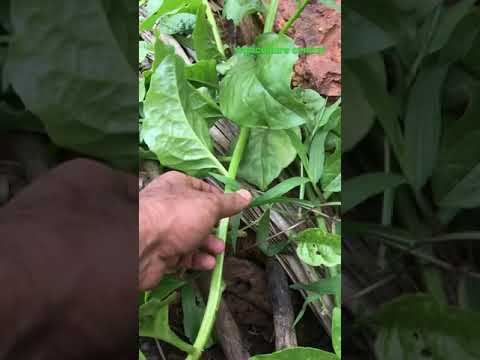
(187, 127, 250, 360)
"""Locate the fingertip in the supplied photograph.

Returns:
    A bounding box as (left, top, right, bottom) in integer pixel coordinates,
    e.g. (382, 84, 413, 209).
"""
(236, 189, 252, 203)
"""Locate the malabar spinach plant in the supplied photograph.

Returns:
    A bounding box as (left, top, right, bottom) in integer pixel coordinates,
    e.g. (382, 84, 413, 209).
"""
(139, 0, 341, 359)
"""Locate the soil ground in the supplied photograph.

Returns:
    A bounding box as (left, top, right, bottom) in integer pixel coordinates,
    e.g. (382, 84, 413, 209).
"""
(277, 0, 341, 97)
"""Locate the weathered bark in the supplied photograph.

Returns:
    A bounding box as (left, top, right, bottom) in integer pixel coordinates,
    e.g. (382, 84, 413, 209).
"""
(266, 258, 298, 350)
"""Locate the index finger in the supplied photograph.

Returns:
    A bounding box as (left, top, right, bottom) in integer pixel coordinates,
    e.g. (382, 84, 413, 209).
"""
(215, 189, 252, 218)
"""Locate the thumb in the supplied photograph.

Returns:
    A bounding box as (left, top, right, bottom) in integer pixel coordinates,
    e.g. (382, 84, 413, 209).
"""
(216, 189, 252, 218)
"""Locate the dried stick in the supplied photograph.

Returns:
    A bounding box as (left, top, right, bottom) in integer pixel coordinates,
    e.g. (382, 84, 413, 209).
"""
(266, 258, 298, 350)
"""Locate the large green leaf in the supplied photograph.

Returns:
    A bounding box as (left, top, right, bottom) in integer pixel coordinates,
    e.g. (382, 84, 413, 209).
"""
(249, 347, 339, 360)
(142, 53, 226, 175)
(185, 60, 218, 88)
(309, 130, 328, 184)
(349, 57, 405, 173)
(428, 0, 477, 53)
(219, 33, 307, 129)
(404, 64, 448, 190)
(463, 23, 480, 77)
(295, 228, 341, 267)
(139, 294, 196, 355)
(103, 0, 137, 70)
(373, 295, 480, 360)
(5, 0, 137, 168)
(344, 0, 411, 62)
(342, 8, 396, 59)
(238, 128, 299, 190)
(192, 4, 221, 61)
(224, 0, 265, 25)
(321, 147, 341, 193)
(433, 85, 480, 208)
(342, 63, 376, 152)
(181, 283, 212, 347)
(342, 173, 406, 213)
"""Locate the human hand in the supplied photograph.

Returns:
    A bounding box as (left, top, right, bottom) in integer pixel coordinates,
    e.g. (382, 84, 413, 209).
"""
(139, 171, 251, 291)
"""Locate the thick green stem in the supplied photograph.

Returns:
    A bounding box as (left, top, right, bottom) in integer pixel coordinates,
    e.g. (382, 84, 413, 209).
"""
(187, 128, 250, 360)
(203, 0, 225, 58)
(280, 0, 310, 34)
(264, 0, 280, 33)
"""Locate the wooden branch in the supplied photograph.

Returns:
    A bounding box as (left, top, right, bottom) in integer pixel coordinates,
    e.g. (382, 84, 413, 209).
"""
(266, 258, 298, 350)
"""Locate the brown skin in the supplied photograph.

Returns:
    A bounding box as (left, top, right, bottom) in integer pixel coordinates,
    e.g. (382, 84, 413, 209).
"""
(139, 171, 251, 291)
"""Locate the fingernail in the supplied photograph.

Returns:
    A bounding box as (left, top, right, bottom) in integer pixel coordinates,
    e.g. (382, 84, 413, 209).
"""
(236, 189, 252, 202)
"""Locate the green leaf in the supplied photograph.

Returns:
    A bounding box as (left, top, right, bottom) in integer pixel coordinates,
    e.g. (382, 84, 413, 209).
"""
(238, 128, 299, 190)
(249, 347, 339, 360)
(332, 307, 341, 358)
(321, 147, 341, 193)
(224, 0, 265, 25)
(295, 228, 341, 267)
(439, 12, 480, 65)
(181, 284, 212, 347)
(348, 57, 405, 172)
(342, 221, 416, 246)
(158, 13, 196, 35)
(342, 8, 396, 59)
(290, 275, 341, 298)
(463, 29, 480, 77)
(189, 87, 223, 125)
(404, 64, 448, 190)
(219, 33, 307, 129)
(140, 0, 201, 32)
(293, 88, 327, 134)
(433, 86, 480, 208)
(193, 4, 221, 61)
(342, 63, 375, 152)
(309, 130, 328, 184)
(342, 173, 406, 213)
(373, 294, 480, 360)
(250, 177, 311, 207)
(286, 128, 310, 177)
(139, 293, 196, 354)
(146, 275, 187, 302)
(185, 60, 218, 88)
(5, 0, 137, 168)
(142, 53, 226, 175)
(428, 0, 477, 53)
(139, 350, 146, 360)
(346, 0, 409, 47)
(256, 208, 272, 256)
(293, 294, 323, 327)
(104, 0, 138, 70)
